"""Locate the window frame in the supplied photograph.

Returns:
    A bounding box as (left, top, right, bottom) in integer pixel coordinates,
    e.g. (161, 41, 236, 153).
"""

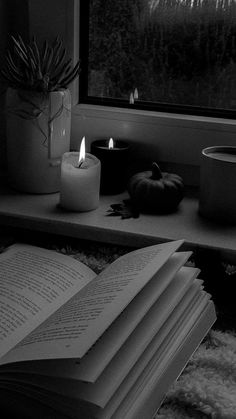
(26, 0, 236, 186)
(79, 0, 236, 121)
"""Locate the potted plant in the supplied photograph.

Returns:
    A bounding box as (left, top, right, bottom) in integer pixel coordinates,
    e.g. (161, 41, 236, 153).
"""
(0, 35, 80, 193)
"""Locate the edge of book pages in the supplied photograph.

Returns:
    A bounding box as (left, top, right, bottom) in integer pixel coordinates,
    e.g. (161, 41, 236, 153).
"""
(116, 300, 216, 419)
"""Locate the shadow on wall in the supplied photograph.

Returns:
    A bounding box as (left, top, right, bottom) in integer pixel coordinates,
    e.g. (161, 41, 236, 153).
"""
(0, 1, 7, 171)
(127, 140, 160, 176)
(126, 140, 199, 187)
(0, 0, 29, 172)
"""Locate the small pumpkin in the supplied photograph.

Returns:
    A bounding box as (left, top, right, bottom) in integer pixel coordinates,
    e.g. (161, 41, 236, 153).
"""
(127, 162, 184, 213)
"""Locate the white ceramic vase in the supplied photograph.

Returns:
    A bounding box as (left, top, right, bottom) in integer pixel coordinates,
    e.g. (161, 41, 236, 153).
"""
(6, 88, 71, 194)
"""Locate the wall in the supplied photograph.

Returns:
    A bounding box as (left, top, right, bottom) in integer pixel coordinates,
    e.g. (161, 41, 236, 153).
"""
(0, 0, 7, 170)
(0, 0, 29, 171)
(0, 0, 79, 174)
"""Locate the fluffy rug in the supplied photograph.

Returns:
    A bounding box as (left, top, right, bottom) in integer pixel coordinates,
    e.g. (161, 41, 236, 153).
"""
(156, 329, 236, 419)
(1, 234, 236, 418)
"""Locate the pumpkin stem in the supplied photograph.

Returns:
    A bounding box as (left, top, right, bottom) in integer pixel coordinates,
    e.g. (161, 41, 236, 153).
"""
(151, 162, 162, 180)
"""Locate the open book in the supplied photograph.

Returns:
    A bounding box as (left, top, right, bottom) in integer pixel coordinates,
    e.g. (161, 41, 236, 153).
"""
(0, 240, 216, 419)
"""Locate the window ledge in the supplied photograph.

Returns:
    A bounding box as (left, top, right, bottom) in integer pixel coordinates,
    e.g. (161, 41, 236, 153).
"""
(0, 181, 236, 262)
(71, 104, 236, 173)
(74, 104, 236, 131)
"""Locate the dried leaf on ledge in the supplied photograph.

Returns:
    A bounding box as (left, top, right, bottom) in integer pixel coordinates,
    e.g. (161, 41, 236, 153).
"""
(107, 199, 140, 219)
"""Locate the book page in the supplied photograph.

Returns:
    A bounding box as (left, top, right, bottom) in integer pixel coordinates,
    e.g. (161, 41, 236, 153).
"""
(58, 252, 193, 382)
(2, 240, 183, 363)
(0, 274, 202, 409)
(3, 252, 191, 380)
(0, 278, 206, 412)
(0, 245, 96, 360)
(76, 268, 201, 407)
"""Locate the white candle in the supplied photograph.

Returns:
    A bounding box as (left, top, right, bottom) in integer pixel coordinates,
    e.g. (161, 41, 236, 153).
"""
(60, 141, 101, 211)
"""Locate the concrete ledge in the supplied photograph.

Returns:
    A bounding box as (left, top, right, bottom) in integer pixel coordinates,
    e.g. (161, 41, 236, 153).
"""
(0, 181, 236, 261)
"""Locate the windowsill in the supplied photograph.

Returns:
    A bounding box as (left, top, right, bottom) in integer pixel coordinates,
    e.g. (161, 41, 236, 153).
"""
(71, 104, 236, 179)
(1, 180, 236, 262)
(75, 103, 236, 129)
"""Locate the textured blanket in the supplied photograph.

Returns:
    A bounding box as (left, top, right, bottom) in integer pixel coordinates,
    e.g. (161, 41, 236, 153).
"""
(156, 329, 236, 419)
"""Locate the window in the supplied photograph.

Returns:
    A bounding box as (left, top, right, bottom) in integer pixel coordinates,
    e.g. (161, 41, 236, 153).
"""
(26, 0, 236, 184)
(80, 0, 236, 119)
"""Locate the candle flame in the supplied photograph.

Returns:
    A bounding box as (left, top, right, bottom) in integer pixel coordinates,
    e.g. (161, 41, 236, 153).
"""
(129, 92, 134, 104)
(108, 138, 114, 149)
(78, 136, 86, 167)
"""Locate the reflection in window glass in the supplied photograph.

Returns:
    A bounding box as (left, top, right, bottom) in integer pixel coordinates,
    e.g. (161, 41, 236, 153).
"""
(87, 0, 236, 112)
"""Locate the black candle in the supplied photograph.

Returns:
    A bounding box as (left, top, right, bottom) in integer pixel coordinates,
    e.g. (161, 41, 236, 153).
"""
(90, 138, 130, 194)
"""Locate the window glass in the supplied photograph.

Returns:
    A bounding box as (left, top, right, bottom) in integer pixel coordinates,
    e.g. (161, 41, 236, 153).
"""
(84, 0, 236, 115)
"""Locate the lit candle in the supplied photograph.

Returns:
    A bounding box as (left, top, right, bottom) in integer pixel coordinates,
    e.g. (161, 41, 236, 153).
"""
(90, 138, 130, 194)
(108, 138, 114, 149)
(60, 137, 101, 211)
